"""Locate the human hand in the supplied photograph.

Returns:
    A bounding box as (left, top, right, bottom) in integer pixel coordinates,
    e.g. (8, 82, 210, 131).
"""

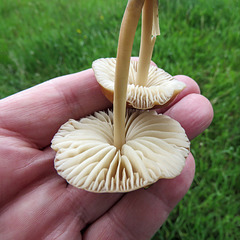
(0, 69, 213, 239)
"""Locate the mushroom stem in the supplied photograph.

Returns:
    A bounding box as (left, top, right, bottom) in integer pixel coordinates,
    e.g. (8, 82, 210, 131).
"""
(136, 0, 159, 86)
(114, 0, 144, 149)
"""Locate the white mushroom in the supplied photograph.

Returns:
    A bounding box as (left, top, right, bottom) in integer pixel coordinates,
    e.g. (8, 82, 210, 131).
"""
(92, 0, 185, 109)
(52, 110, 189, 192)
(51, 0, 190, 193)
(92, 58, 186, 109)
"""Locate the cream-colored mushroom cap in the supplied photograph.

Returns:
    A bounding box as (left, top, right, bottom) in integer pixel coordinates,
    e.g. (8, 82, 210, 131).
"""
(92, 58, 186, 109)
(51, 109, 190, 193)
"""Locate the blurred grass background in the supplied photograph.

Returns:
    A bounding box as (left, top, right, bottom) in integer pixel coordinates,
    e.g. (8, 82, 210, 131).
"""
(0, 0, 239, 239)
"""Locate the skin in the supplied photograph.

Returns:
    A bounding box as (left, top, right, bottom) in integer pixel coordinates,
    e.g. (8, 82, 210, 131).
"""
(0, 67, 213, 240)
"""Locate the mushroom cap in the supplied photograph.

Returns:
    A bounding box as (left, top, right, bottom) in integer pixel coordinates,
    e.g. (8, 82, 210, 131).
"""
(92, 58, 186, 109)
(51, 109, 190, 193)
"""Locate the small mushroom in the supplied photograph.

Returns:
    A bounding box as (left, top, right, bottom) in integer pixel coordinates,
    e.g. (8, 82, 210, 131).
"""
(92, 0, 185, 109)
(51, 0, 190, 193)
(92, 58, 186, 109)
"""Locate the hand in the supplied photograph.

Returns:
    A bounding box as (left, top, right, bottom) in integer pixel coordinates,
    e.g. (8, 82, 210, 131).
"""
(0, 69, 213, 240)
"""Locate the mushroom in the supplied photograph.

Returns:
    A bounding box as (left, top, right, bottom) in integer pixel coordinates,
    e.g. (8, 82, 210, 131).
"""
(92, 58, 186, 109)
(92, 0, 185, 109)
(51, 0, 190, 193)
(52, 110, 189, 192)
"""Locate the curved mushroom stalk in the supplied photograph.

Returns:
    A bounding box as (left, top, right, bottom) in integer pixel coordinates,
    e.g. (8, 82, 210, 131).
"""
(51, 109, 190, 193)
(92, 58, 186, 109)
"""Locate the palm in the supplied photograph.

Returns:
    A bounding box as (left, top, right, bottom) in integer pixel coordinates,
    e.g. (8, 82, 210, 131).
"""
(0, 69, 213, 240)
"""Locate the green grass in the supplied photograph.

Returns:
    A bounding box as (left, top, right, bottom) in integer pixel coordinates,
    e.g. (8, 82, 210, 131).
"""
(1, 0, 239, 239)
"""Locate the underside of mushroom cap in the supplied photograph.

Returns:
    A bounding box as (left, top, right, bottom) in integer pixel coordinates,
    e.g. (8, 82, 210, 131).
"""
(92, 58, 186, 109)
(51, 109, 190, 193)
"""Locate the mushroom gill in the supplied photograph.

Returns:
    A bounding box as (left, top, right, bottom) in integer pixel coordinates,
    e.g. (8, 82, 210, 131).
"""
(51, 109, 190, 192)
(92, 58, 186, 109)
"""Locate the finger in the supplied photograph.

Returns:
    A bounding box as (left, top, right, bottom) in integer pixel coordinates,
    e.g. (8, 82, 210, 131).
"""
(164, 93, 214, 140)
(173, 75, 201, 99)
(157, 75, 201, 113)
(0, 69, 111, 148)
(0, 71, 201, 149)
(83, 154, 195, 240)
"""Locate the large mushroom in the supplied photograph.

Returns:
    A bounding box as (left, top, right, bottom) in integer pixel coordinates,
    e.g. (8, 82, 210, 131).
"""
(52, 110, 189, 192)
(51, 0, 190, 193)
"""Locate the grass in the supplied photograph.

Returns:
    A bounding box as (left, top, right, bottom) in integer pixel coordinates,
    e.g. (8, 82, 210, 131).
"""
(1, 0, 239, 239)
